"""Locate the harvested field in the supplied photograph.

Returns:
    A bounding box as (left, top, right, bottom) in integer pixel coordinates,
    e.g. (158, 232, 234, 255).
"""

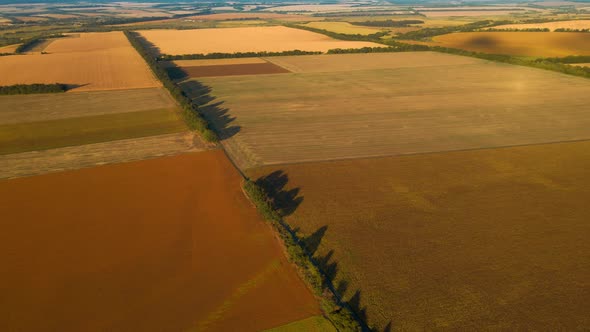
(194, 52, 590, 169)
(264, 51, 481, 73)
(247, 140, 590, 330)
(164, 57, 268, 67)
(492, 19, 590, 31)
(0, 43, 19, 53)
(178, 63, 290, 78)
(0, 109, 186, 155)
(0, 132, 206, 179)
(429, 32, 590, 57)
(302, 22, 383, 35)
(0, 150, 320, 332)
(0, 32, 160, 91)
(0, 88, 175, 124)
(138, 26, 381, 55)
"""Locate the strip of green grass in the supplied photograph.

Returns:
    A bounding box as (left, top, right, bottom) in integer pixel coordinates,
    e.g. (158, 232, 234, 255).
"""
(0, 109, 186, 155)
(263, 315, 337, 332)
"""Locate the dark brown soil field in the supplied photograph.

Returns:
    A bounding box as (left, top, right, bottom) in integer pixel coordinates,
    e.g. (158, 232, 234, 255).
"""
(181, 62, 290, 78)
(247, 141, 590, 330)
(0, 150, 319, 332)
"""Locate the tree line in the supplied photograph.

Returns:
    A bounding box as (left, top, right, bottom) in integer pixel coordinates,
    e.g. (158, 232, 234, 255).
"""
(0, 83, 67, 95)
(543, 55, 590, 63)
(159, 49, 321, 61)
(124, 31, 217, 142)
(351, 19, 424, 27)
(396, 20, 511, 40)
(243, 179, 364, 332)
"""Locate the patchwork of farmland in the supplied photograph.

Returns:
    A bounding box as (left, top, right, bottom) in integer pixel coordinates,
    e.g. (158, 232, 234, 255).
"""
(0, 32, 160, 91)
(247, 140, 590, 330)
(138, 26, 381, 55)
(427, 32, 590, 57)
(177, 49, 590, 330)
(194, 52, 590, 169)
(0, 150, 320, 331)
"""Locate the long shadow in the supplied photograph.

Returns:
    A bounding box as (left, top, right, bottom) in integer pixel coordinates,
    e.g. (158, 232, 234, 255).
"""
(253, 170, 376, 331)
(177, 80, 240, 140)
(254, 170, 303, 217)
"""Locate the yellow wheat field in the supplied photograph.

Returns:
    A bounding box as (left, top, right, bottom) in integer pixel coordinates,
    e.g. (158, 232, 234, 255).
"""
(492, 19, 590, 31)
(0, 32, 160, 91)
(138, 26, 381, 55)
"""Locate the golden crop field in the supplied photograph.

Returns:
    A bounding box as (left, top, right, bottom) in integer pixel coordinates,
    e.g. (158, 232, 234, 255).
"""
(264, 51, 480, 72)
(301, 22, 384, 35)
(247, 140, 590, 330)
(0, 43, 19, 53)
(138, 26, 381, 55)
(492, 19, 590, 31)
(0, 32, 160, 91)
(429, 32, 590, 57)
(0, 87, 175, 124)
(194, 52, 590, 169)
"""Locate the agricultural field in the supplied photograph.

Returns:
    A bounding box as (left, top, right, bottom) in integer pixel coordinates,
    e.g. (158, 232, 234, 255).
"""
(264, 315, 337, 332)
(0, 108, 186, 155)
(0, 43, 19, 53)
(0, 150, 320, 331)
(138, 26, 381, 55)
(247, 140, 590, 330)
(166, 58, 290, 79)
(427, 32, 590, 57)
(492, 19, 590, 31)
(194, 52, 590, 169)
(0, 32, 160, 91)
(301, 22, 384, 35)
(0, 88, 175, 124)
(0, 132, 205, 179)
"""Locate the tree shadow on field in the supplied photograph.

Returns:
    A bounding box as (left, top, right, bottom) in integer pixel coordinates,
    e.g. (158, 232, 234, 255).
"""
(255, 170, 303, 217)
(178, 80, 240, 140)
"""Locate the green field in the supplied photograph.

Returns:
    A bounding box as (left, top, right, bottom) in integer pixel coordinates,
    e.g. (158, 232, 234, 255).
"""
(0, 109, 186, 155)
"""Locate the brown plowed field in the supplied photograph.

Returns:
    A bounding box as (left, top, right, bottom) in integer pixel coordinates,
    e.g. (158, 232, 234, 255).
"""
(247, 140, 590, 330)
(181, 62, 290, 78)
(0, 150, 319, 332)
(138, 26, 381, 55)
(0, 32, 160, 91)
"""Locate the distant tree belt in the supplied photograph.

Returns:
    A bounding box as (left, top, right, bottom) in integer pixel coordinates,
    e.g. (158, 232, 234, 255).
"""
(0, 83, 67, 95)
(287, 24, 388, 41)
(543, 55, 590, 63)
(396, 20, 512, 40)
(123, 30, 218, 142)
(158, 50, 322, 61)
(486, 28, 550, 32)
(16, 34, 66, 53)
(351, 19, 424, 27)
(555, 28, 590, 32)
(328, 44, 429, 54)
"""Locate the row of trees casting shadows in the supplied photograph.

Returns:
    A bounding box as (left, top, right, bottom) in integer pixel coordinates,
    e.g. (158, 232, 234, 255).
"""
(255, 170, 393, 332)
(164, 50, 397, 331)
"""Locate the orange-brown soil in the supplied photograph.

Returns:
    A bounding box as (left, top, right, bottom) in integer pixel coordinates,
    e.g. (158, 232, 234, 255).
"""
(0, 150, 319, 332)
